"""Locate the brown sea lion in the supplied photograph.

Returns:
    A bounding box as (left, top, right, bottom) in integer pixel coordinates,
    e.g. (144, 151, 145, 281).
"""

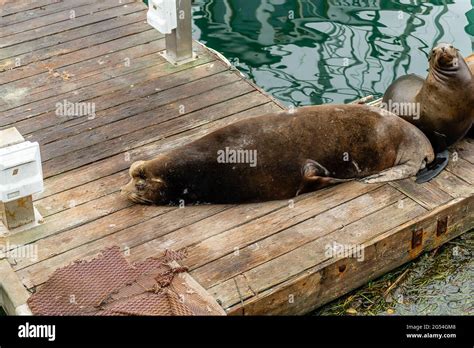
(121, 104, 434, 205)
(382, 43, 474, 153)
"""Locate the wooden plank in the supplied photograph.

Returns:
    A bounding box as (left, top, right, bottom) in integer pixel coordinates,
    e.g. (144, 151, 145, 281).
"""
(42, 89, 269, 177)
(1, 29, 163, 95)
(429, 170, 473, 198)
(208, 197, 426, 311)
(182, 182, 382, 271)
(15, 204, 232, 288)
(32, 59, 227, 145)
(0, 0, 61, 17)
(191, 185, 404, 289)
(454, 138, 474, 164)
(0, 0, 138, 42)
(9, 40, 166, 108)
(2, 48, 164, 128)
(446, 157, 474, 185)
(0, 17, 155, 84)
(126, 181, 375, 270)
(0, 11, 149, 70)
(17, 59, 225, 140)
(1, 42, 210, 128)
(11, 203, 177, 271)
(2, 192, 131, 248)
(128, 200, 296, 265)
(0, 260, 31, 315)
(390, 179, 452, 210)
(0, 40, 211, 129)
(2, 42, 165, 114)
(170, 264, 227, 316)
(224, 196, 472, 315)
(35, 171, 129, 218)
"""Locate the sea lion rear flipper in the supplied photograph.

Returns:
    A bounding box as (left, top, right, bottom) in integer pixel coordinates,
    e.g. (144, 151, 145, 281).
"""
(430, 131, 448, 153)
(362, 163, 420, 184)
(296, 160, 351, 195)
(415, 150, 449, 184)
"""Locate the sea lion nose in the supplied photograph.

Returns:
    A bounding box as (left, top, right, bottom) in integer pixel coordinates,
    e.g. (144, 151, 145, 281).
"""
(441, 46, 446, 53)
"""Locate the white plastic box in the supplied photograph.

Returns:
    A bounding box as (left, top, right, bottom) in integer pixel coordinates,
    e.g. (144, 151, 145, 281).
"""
(0, 141, 44, 203)
(147, 0, 177, 34)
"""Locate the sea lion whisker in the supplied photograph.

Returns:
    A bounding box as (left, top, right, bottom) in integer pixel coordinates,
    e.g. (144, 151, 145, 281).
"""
(126, 192, 153, 205)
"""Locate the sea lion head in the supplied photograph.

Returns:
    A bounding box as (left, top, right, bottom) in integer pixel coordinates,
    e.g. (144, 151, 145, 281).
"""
(429, 43, 460, 70)
(121, 160, 168, 205)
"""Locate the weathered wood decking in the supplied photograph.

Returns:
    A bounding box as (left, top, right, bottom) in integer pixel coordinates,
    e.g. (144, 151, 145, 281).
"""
(0, 0, 472, 315)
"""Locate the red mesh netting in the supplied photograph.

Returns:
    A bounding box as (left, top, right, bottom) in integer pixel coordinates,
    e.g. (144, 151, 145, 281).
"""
(27, 247, 224, 316)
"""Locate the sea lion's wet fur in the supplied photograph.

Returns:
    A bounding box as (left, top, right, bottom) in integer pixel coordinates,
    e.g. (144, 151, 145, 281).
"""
(122, 104, 433, 205)
(383, 43, 474, 152)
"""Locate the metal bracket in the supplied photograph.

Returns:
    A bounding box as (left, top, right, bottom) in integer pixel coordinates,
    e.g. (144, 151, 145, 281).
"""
(411, 228, 423, 249)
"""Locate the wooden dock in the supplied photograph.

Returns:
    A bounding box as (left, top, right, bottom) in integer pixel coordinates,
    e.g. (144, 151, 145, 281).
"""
(0, 0, 473, 315)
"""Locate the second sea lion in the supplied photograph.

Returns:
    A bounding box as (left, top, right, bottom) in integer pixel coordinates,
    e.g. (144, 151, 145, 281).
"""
(382, 43, 474, 181)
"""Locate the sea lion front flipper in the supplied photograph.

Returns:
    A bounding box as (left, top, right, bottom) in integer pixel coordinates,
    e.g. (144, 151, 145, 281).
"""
(415, 150, 449, 184)
(296, 160, 352, 195)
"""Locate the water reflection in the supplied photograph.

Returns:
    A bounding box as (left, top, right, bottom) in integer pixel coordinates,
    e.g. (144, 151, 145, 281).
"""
(192, 0, 473, 106)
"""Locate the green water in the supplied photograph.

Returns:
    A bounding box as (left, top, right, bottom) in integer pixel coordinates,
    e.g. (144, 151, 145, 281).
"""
(314, 232, 473, 316)
(192, 0, 474, 106)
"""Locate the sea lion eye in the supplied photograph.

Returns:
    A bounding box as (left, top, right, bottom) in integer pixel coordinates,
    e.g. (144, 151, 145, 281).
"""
(138, 168, 146, 179)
